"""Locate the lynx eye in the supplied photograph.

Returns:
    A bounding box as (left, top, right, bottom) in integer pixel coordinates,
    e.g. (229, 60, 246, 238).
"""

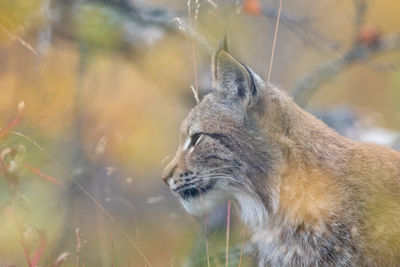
(182, 133, 203, 151)
(190, 133, 203, 147)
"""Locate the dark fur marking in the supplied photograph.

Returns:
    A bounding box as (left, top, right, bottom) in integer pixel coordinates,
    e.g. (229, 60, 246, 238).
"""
(204, 155, 230, 162)
(235, 76, 247, 99)
(205, 133, 233, 150)
(243, 65, 257, 96)
(178, 183, 214, 199)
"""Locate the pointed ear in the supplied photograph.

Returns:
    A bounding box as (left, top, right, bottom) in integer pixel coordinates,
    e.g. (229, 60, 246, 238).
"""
(212, 50, 257, 107)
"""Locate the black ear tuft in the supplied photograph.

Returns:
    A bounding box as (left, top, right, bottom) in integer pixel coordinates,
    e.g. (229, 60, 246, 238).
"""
(220, 31, 229, 53)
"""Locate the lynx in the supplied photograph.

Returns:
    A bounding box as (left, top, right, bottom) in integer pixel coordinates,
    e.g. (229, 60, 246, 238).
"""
(162, 47, 400, 266)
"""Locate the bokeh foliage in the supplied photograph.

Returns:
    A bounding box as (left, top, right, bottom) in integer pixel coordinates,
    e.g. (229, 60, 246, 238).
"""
(0, 0, 400, 266)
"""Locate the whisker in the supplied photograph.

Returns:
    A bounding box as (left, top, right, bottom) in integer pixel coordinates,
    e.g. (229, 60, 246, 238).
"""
(193, 174, 237, 182)
(176, 175, 243, 191)
(198, 165, 239, 174)
(178, 166, 239, 181)
(192, 166, 239, 177)
(200, 175, 240, 183)
(205, 177, 244, 186)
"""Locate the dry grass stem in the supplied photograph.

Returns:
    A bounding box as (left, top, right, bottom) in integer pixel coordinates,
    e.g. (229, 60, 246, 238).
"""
(225, 200, 231, 267)
(267, 0, 283, 82)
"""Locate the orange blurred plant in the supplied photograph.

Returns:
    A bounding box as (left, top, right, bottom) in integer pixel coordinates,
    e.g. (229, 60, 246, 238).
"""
(0, 102, 65, 266)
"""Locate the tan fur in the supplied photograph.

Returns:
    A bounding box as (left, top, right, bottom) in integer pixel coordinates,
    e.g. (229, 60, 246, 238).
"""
(279, 168, 340, 226)
(162, 50, 400, 266)
(260, 86, 400, 264)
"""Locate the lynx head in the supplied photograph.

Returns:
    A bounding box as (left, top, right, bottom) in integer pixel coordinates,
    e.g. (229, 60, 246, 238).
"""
(162, 49, 280, 218)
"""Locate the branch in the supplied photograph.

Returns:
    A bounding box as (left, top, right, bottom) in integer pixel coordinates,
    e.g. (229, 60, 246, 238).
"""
(291, 33, 400, 107)
(51, 0, 214, 53)
(260, 3, 341, 52)
(102, 0, 214, 52)
(353, 0, 367, 30)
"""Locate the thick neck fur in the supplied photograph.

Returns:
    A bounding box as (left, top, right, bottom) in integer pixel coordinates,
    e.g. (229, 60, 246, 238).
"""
(260, 85, 351, 173)
(234, 84, 400, 266)
(236, 85, 364, 264)
(244, 84, 351, 221)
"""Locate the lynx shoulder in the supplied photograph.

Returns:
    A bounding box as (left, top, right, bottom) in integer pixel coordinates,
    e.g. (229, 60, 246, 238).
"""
(162, 48, 400, 266)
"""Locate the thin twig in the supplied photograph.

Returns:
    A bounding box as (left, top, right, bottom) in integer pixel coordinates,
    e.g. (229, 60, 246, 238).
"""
(187, 0, 200, 103)
(238, 228, 246, 267)
(204, 215, 211, 267)
(0, 20, 38, 56)
(292, 33, 400, 107)
(267, 0, 283, 82)
(260, 3, 340, 53)
(10, 133, 154, 267)
(225, 200, 231, 267)
(75, 228, 82, 267)
(61, 166, 153, 267)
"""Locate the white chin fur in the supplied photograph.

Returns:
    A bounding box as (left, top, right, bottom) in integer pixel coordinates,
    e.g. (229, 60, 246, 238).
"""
(179, 190, 224, 216)
(235, 192, 268, 231)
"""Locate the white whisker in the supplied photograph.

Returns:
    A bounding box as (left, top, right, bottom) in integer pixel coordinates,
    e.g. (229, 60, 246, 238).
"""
(178, 166, 238, 181)
(177, 174, 243, 190)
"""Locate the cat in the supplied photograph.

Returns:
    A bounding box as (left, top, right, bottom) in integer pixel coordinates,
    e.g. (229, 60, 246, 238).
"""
(162, 46, 400, 266)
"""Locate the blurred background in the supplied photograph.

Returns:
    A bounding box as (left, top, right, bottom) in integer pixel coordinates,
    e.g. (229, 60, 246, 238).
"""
(0, 0, 399, 266)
